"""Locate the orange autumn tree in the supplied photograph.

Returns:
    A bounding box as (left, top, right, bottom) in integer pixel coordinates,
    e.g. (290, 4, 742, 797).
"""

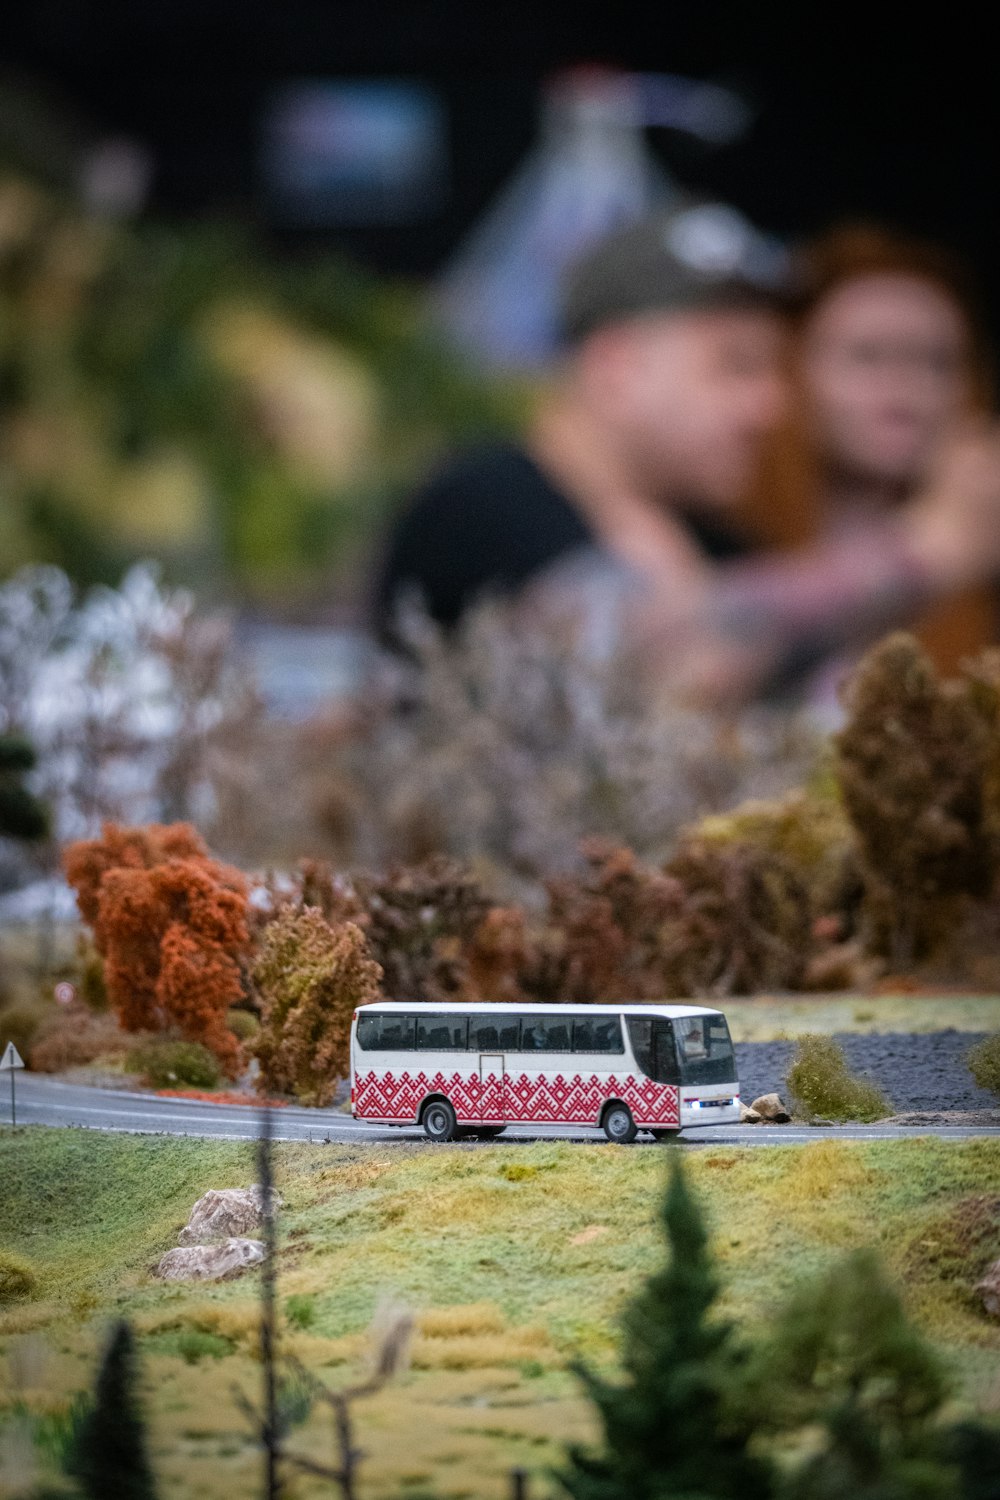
(63, 822, 251, 1076)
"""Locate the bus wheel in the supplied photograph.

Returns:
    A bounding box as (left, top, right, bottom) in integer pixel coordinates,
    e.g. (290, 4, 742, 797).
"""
(422, 1100, 458, 1142)
(602, 1103, 637, 1144)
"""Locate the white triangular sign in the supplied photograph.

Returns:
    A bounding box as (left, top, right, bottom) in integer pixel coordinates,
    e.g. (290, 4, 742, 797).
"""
(0, 1042, 25, 1071)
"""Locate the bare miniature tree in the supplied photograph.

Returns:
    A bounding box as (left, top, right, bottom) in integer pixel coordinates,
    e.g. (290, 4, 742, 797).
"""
(239, 1104, 412, 1500)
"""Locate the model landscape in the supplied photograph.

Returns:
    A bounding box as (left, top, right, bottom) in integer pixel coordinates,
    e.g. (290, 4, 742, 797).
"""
(2, 624, 1000, 1499)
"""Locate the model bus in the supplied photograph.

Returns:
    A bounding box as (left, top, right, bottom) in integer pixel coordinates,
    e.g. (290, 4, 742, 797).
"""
(350, 1001, 740, 1142)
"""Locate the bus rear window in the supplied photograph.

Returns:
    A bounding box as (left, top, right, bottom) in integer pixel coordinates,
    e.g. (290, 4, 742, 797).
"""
(356, 1013, 415, 1050)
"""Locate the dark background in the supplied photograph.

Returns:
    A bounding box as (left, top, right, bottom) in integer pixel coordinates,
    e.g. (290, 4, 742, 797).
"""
(3, 3, 998, 325)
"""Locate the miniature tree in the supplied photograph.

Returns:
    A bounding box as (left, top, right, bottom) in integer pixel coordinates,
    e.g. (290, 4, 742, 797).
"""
(67, 1320, 158, 1500)
(835, 633, 993, 966)
(560, 1157, 773, 1500)
(63, 821, 250, 1075)
(761, 1248, 952, 1500)
(353, 855, 492, 1002)
(0, 735, 49, 842)
(253, 908, 382, 1104)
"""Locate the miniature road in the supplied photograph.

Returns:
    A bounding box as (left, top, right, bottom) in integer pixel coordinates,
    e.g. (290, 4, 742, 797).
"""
(11, 1074, 1000, 1147)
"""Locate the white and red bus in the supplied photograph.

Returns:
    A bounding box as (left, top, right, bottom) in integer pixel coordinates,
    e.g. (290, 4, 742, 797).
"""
(350, 1002, 740, 1142)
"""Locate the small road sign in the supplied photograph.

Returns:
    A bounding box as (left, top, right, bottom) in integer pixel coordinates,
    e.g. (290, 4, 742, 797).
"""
(54, 981, 76, 1006)
(2, 1041, 25, 1128)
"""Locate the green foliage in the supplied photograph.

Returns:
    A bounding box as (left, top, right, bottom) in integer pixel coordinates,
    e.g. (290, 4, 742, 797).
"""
(759, 1249, 954, 1500)
(0, 1000, 47, 1059)
(967, 1034, 1000, 1100)
(32, 1392, 93, 1472)
(0, 1249, 38, 1302)
(0, 175, 523, 602)
(67, 1320, 158, 1500)
(0, 733, 49, 840)
(786, 1034, 891, 1122)
(124, 1038, 222, 1090)
(149, 1328, 235, 1364)
(285, 1292, 317, 1330)
(942, 1420, 1000, 1500)
(226, 1006, 260, 1042)
(560, 1156, 772, 1500)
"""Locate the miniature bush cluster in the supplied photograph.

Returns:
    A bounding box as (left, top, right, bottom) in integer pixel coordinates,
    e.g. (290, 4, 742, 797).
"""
(785, 1035, 891, 1123)
(967, 1035, 1000, 1100)
(47, 630, 1000, 1101)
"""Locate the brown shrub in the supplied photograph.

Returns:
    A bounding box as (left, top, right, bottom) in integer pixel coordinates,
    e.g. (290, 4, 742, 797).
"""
(29, 1004, 130, 1072)
(253, 907, 383, 1104)
(62, 821, 251, 1076)
(353, 855, 493, 1003)
(835, 634, 994, 967)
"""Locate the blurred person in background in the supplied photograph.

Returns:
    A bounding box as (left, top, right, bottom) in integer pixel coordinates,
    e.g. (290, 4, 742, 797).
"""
(374, 204, 786, 640)
(373, 210, 1000, 708)
(739, 224, 999, 690)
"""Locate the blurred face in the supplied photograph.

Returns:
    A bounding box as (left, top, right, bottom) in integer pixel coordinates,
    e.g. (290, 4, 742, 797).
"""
(802, 272, 972, 487)
(585, 306, 787, 508)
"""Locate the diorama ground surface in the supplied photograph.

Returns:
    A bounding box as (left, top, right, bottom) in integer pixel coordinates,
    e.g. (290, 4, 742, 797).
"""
(3, 1130, 1000, 1499)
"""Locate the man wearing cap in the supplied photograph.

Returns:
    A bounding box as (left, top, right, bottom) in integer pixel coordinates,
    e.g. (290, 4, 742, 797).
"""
(373, 204, 783, 647)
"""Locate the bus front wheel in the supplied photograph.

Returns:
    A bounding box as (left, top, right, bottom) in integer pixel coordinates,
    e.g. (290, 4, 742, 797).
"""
(602, 1103, 637, 1144)
(422, 1099, 458, 1143)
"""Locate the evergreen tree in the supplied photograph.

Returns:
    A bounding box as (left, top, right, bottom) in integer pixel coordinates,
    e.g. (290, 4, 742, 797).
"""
(0, 734, 48, 842)
(560, 1156, 773, 1500)
(67, 1320, 157, 1500)
(763, 1249, 953, 1500)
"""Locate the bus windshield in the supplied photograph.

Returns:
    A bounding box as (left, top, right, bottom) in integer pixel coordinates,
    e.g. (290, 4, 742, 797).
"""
(627, 1013, 735, 1086)
(673, 1015, 736, 1084)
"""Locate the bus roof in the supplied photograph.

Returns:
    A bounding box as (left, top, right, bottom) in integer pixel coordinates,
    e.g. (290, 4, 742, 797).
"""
(356, 1001, 724, 1018)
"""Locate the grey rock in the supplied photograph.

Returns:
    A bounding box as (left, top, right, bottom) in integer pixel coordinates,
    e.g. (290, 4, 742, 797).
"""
(156, 1237, 266, 1282)
(178, 1186, 281, 1245)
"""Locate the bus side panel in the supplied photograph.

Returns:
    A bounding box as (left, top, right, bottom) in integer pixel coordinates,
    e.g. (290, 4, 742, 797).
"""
(504, 1068, 679, 1128)
(353, 1061, 492, 1124)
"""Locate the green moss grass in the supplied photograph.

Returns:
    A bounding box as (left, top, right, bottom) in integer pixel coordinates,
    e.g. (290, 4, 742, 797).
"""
(2, 1130, 1000, 1499)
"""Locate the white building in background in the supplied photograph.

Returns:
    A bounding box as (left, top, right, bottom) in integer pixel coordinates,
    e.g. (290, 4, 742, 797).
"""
(433, 67, 753, 370)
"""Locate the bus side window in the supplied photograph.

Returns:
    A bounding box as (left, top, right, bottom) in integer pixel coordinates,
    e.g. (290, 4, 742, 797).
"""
(468, 1017, 500, 1050)
(521, 1017, 571, 1051)
(626, 1017, 679, 1083)
(498, 1019, 521, 1050)
(416, 1014, 469, 1050)
(379, 1015, 416, 1050)
(573, 1017, 625, 1053)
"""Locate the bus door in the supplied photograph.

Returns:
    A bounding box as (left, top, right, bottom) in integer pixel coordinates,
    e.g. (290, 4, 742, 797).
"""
(479, 1054, 505, 1122)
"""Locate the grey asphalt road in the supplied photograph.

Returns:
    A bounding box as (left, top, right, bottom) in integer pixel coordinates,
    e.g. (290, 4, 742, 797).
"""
(9, 1074, 1000, 1147)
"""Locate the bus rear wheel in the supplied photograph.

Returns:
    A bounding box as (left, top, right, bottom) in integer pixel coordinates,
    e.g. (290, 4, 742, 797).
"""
(602, 1103, 637, 1144)
(422, 1099, 458, 1142)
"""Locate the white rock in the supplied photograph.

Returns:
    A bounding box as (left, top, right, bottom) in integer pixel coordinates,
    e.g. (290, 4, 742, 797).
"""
(155, 1237, 266, 1282)
(178, 1186, 281, 1245)
(750, 1093, 791, 1123)
(976, 1259, 1000, 1318)
(739, 1103, 763, 1124)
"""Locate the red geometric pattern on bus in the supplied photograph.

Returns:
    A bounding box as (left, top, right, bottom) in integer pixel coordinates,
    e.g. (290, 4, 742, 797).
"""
(354, 1068, 679, 1127)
